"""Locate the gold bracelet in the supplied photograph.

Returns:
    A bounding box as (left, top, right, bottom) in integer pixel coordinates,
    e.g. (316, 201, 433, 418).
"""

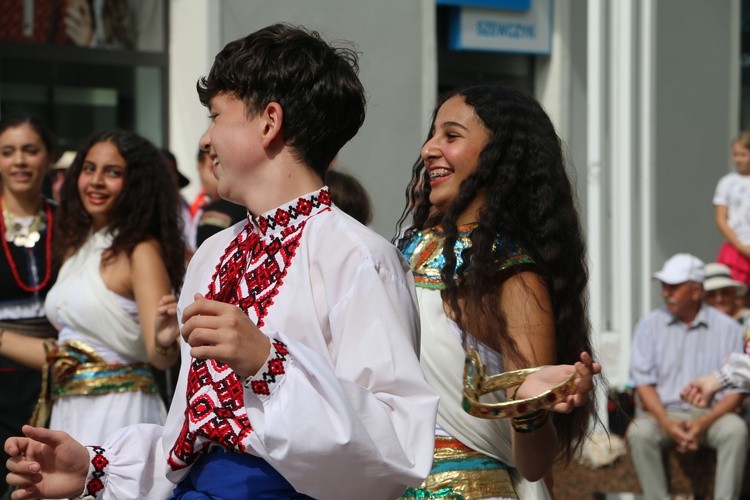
(511, 409, 550, 433)
(154, 340, 177, 356)
(462, 348, 578, 419)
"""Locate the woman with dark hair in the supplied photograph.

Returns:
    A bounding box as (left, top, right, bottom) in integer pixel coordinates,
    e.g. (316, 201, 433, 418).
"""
(0, 116, 57, 497)
(398, 85, 599, 499)
(0, 130, 185, 446)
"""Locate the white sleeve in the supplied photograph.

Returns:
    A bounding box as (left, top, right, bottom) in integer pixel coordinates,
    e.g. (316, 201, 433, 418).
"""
(714, 174, 732, 206)
(79, 424, 175, 500)
(242, 259, 438, 500)
(717, 352, 750, 390)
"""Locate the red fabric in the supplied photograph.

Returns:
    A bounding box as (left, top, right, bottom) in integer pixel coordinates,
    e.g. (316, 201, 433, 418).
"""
(717, 242, 750, 285)
(188, 190, 208, 218)
(0, 0, 69, 44)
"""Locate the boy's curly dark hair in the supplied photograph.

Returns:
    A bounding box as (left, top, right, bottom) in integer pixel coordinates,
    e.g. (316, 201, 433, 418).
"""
(398, 84, 596, 462)
(56, 130, 185, 291)
(197, 23, 366, 178)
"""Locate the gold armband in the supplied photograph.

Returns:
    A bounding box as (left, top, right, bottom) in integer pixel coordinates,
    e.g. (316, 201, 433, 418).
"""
(462, 348, 577, 419)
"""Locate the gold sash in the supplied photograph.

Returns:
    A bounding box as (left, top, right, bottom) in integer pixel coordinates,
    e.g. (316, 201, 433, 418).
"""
(30, 339, 158, 427)
(401, 436, 518, 500)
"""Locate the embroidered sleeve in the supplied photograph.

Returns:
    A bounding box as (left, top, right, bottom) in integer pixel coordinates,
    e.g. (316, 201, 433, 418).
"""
(242, 339, 290, 401)
(78, 446, 109, 498)
(715, 368, 733, 390)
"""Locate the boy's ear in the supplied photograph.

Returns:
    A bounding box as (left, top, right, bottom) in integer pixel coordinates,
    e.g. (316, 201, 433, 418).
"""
(260, 102, 283, 148)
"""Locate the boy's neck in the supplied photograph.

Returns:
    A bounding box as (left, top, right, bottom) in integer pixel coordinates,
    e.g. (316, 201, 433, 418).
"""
(239, 158, 324, 217)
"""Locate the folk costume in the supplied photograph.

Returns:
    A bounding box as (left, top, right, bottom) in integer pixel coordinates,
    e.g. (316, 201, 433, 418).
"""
(400, 224, 551, 500)
(76, 188, 438, 500)
(43, 228, 166, 445)
(0, 198, 57, 497)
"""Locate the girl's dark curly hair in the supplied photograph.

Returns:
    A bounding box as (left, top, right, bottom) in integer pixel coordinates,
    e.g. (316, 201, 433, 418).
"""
(397, 84, 596, 462)
(56, 130, 185, 291)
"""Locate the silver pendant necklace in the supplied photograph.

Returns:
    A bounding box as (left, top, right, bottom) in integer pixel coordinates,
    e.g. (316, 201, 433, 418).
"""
(2, 202, 46, 249)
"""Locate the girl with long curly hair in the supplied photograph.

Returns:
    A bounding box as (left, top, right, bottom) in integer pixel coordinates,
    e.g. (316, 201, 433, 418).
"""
(0, 130, 185, 446)
(398, 85, 599, 499)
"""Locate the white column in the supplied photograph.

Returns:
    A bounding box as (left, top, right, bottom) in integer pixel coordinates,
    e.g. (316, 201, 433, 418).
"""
(168, 0, 221, 201)
(639, 0, 655, 316)
(586, 0, 608, 426)
(608, 0, 637, 387)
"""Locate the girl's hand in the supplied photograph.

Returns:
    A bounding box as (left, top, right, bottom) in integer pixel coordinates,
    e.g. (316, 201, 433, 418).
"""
(515, 352, 601, 414)
(154, 294, 179, 349)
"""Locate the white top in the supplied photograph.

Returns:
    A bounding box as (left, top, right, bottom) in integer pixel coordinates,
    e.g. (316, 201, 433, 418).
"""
(416, 287, 551, 499)
(81, 189, 439, 500)
(713, 172, 750, 245)
(45, 229, 148, 362)
(43, 229, 166, 444)
(718, 352, 750, 390)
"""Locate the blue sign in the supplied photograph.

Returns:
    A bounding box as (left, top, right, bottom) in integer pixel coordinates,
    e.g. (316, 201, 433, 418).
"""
(448, 0, 552, 54)
(436, 0, 530, 10)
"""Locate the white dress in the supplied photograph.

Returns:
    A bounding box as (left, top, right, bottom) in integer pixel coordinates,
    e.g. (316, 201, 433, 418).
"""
(75, 188, 438, 500)
(400, 224, 551, 500)
(44, 229, 166, 446)
(417, 288, 551, 500)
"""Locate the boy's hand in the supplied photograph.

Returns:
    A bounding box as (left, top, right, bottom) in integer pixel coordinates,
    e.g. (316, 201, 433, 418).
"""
(5, 425, 89, 500)
(181, 293, 272, 379)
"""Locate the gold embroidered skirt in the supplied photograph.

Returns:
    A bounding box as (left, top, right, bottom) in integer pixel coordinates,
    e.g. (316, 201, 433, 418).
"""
(401, 436, 517, 500)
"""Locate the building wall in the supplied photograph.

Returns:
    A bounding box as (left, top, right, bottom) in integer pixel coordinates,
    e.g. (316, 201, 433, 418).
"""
(652, 0, 738, 290)
(176, 0, 435, 239)
(169, 0, 742, 390)
(168, 0, 221, 202)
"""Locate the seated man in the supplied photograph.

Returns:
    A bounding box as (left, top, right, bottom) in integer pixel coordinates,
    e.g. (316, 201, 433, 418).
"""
(627, 253, 748, 500)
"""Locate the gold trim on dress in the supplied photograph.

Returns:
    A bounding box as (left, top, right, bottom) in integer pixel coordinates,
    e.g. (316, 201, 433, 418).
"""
(401, 436, 517, 500)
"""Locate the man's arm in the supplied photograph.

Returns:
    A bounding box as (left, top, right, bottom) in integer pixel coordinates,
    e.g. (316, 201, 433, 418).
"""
(681, 352, 750, 408)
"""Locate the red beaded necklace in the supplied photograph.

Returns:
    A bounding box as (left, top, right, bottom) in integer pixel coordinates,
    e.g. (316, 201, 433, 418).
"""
(0, 197, 54, 293)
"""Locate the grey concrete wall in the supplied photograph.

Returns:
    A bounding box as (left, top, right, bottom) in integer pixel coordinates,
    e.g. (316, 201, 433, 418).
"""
(219, 0, 434, 238)
(652, 0, 736, 297)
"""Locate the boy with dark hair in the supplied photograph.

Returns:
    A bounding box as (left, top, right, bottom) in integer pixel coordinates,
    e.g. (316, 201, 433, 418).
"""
(5, 23, 438, 500)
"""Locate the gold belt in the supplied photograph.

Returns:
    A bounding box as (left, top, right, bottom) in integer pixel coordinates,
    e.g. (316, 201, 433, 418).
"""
(30, 339, 158, 427)
(401, 436, 518, 500)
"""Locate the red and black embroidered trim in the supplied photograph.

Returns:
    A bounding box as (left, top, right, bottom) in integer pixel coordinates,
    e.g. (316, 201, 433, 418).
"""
(168, 190, 329, 471)
(257, 189, 331, 236)
(85, 446, 109, 496)
(247, 340, 289, 395)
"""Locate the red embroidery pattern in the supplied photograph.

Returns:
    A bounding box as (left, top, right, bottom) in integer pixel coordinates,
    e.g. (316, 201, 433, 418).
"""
(248, 340, 289, 395)
(168, 190, 331, 471)
(85, 446, 109, 497)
